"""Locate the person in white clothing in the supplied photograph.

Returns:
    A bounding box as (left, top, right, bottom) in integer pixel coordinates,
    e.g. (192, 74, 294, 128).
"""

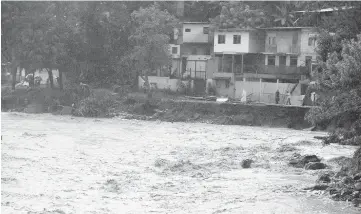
(286, 91, 291, 105)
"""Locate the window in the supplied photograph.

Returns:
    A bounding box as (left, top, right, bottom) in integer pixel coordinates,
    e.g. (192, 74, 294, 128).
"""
(279, 56, 286, 66)
(233, 35, 241, 44)
(290, 56, 298, 66)
(305, 56, 312, 68)
(263, 78, 277, 83)
(192, 48, 197, 55)
(269, 36, 276, 45)
(267, 55, 276, 66)
(218, 35, 225, 44)
(205, 47, 211, 55)
(185, 28, 191, 32)
(203, 27, 209, 34)
(308, 34, 317, 46)
(225, 80, 230, 88)
(172, 47, 178, 54)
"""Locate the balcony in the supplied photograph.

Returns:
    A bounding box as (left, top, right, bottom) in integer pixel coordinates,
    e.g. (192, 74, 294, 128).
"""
(266, 44, 277, 53)
(241, 64, 303, 77)
(290, 45, 300, 54)
(265, 44, 301, 54)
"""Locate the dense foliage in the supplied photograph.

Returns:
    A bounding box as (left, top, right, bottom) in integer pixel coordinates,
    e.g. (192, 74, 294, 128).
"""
(306, 35, 361, 146)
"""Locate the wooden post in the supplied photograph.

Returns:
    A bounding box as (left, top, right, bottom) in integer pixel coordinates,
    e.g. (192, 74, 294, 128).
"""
(221, 53, 224, 73)
(241, 54, 244, 74)
(195, 60, 197, 79)
(232, 55, 235, 99)
(259, 78, 262, 102)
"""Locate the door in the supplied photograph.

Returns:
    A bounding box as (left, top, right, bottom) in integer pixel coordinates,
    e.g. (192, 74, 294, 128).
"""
(193, 79, 206, 96)
(279, 56, 286, 66)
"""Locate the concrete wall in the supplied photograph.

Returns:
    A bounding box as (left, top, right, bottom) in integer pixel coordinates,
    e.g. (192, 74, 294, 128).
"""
(169, 44, 180, 58)
(183, 23, 210, 43)
(300, 29, 318, 55)
(213, 72, 235, 98)
(234, 80, 303, 105)
(16, 68, 66, 86)
(138, 76, 192, 92)
(181, 43, 211, 56)
(248, 31, 266, 53)
(214, 31, 250, 53)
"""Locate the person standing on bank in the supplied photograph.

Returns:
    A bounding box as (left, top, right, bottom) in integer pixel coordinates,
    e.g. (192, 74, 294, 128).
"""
(275, 90, 280, 104)
(286, 90, 291, 105)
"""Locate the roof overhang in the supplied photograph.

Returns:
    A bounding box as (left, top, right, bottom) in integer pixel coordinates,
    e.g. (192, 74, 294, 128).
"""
(216, 27, 256, 32)
(213, 76, 231, 80)
(292, 6, 355, 13)
(261, 52, 300, 56)
(257, 27, 314, 30)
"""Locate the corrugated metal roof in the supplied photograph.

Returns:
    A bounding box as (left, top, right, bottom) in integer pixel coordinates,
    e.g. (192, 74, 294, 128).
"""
(257, 27, 314, 30)
(292, 6, 355, 13)
(183, 22, 210, 24)
(187, 55, 212, 61)
(216, 27, 256, 32)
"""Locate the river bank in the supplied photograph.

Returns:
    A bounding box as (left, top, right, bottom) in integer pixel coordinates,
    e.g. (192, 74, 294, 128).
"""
(1, 112, 360, 213)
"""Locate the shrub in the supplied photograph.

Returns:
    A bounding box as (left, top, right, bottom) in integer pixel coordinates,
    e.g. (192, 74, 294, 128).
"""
(73, 89, 118, 117)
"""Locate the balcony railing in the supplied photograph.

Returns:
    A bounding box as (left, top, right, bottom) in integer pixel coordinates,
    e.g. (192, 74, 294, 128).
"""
(241, 64, 303, 75)
(290, 45, 300, 54)
(266, 44, 277, 53)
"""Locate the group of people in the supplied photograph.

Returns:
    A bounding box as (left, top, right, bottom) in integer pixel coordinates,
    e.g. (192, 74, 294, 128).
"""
(275, 90, 292, 105)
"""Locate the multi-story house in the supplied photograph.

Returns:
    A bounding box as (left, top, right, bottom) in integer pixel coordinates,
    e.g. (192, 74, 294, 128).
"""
(140, 21, 213, 94)
(208, 26, 318, 104)
(178, 22, 212, 80)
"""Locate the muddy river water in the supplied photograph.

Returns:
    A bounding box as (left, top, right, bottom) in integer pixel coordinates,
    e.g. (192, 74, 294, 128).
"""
(1, 112, 360, 214)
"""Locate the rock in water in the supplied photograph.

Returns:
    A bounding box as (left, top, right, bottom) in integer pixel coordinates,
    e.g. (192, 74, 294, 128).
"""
(241, 159, 253, 168)
(317, 173, 332, 183)
(305, 162, 327, 170)
(289, 154, 321, 168)
(355, 182, 361, 190)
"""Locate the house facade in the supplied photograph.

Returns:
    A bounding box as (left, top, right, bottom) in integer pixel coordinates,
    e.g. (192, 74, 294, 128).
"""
(208, 27, 318, 105)
(143, 22, 213, 94)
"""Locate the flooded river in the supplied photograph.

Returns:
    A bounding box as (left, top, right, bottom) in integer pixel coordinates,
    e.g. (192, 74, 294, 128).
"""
(1, 112, 360, 214)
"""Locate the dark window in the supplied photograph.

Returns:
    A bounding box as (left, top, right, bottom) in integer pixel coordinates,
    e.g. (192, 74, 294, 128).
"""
(172, 47, 178, 54)
(192, 48, 197, 55)
(268, 55, 276, 66)
(290, 56, 298, 66)
(205, 47, 211, 55)
(279, 56, 286, 66)
(233, 35, 241, 44)
(218, 35, 225, 44)
(305, 56, 312, 68)
(185, 28, 191, 32)
(246, 78, 260, 82)
(225, 80, 230, 88)
(263, 78, 277, 83)
(279, 79, 299, 84)
(269, 36, 276, 45)
(203, 27, 209, 34)
(308, 34, 317, 46)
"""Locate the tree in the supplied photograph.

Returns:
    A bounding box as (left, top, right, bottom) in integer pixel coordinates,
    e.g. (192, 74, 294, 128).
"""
(128, 4, 178, 96)
(210, 2, 267, 30)
(270, 2, 296, 26)
(306, 35, 361, 146)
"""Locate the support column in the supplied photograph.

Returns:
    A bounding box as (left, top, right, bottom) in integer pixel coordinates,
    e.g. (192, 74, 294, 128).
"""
(259, 78, 262, 102)
(232, 55, 234, 74)
(221, 53, 224, 73)
(241, 54, 244, 74)
(232, 55, 235, 99)
(277, 79, 279, 90)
